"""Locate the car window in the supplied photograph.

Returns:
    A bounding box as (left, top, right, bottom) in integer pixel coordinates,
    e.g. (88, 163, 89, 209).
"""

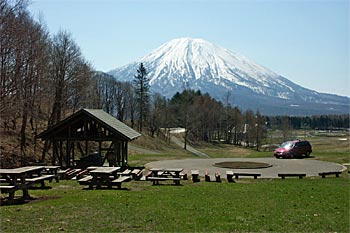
(281, 142, 294, 149)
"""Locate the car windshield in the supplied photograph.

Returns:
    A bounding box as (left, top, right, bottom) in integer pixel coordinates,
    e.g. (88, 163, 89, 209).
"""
(280, 142, 294, 149)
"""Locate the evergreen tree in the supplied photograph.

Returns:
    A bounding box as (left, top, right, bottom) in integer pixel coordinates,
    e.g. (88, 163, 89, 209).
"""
(133, 63, 150, 131)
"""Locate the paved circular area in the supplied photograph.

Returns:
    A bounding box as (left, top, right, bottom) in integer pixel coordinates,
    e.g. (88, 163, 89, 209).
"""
(146, 158, 347, 178)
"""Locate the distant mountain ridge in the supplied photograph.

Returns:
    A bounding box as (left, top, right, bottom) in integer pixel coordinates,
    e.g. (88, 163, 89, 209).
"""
(108, 38, 349, 115)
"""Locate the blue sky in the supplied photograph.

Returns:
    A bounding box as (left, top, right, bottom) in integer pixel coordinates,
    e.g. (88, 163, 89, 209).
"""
(29, 0, 349, 96)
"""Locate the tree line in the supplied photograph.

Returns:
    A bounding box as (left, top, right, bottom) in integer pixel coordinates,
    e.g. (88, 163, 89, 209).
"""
(1, 0, 97, 158)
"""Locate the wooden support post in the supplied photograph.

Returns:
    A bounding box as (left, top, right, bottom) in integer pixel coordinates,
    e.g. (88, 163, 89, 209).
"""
(124, 142, 128, 166)
(115, 142, 121, 166)
(66, 140, 71, 167)
(71, 142, 75, 165)
(121, 142, 126, 166)
(52, 140, 57, 166)
(58, 141, 64, 166)
(85, 140, 88, 157)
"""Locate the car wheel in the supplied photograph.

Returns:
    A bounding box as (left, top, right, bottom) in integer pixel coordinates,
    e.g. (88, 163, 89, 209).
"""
(305, 151, 311, 157)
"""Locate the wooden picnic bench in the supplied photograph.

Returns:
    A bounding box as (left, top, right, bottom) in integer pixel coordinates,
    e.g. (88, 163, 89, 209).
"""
(0, 185, 17, 194)
(78, 175, 93, 185)
(26, 174, 55, 188)
(57, 168, 70, 179)
(131, 169, 143, 180)
(149, 168, 183, 185)
(147, 177, 181, 185)
(226, 171, 235, 183)
(318, 171, 342, 178)
(0, 166, 48, 201)
(118, 169, 132, 176)
(234, 173, 261, 179)
(77, 166, 130, 189)
(180, 171, 188, 180)
(65, 169, 82, 180)
(203, 171, 221, 182)
(215, 172, 221, 183)
(88, 167, 120, 189)
(42, 166, 60, 183)
(278, 173, 306, 179)
(111, 176, 131, 189)
(205, 171, 211, 182)
(191, 170, 200, 182)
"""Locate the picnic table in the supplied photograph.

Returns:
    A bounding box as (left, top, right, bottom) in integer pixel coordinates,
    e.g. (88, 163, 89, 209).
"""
(148, 168, 183, 185)
(88, 167, 121, 189)
(43, 166, 61, 182)
(0, 166, 53, 201)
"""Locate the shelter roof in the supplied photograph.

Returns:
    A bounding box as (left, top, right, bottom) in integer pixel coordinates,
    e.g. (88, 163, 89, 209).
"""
(37, 109, 141, 141)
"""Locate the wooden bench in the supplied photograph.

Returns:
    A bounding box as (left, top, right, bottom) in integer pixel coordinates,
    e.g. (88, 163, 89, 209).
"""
(26, 174, 55, 187)
(74, 170, 89, 180)
(111, 176, 131, 189)
(131, 169, 143, 180)
(215, 172, 221, 183)
(191, 170, 200, 182)
(65, 169, 82, 179)
(78, 175, 93, 185)
(226, 171, 235, 183)
(234, 173, 261, 179)
(119, 169, 132, 176)
(147, 177, 181, 185)
(57, 169, 70, 180)
(180, 171, 188, 180)
(318, 171, 342, 178)
(0, 185, 16, 193)
(42, 166, 60, 183)
(205, 171, 211, 182)
(0, 185, 17, 200)
(278, 173, 306, 179)
(143, 171, 153, 181)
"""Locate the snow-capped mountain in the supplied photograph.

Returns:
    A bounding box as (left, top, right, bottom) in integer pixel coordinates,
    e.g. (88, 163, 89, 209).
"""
(109, 38, 349, 115)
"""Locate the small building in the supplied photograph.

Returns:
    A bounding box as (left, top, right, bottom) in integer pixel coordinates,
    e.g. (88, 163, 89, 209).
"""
(37, 109, 141, 168)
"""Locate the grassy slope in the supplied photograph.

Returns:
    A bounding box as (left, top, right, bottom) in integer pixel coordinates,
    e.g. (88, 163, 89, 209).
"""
(128, 133, 194, 166)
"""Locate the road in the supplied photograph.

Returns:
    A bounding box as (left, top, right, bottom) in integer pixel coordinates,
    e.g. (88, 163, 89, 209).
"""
(146, 157, 347, 178)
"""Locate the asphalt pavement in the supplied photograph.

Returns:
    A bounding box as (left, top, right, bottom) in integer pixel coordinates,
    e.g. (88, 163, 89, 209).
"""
(146, 157, 347, 178)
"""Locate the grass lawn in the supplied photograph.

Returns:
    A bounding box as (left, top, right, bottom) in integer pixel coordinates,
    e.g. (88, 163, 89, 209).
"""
(1, 131, 349, 232)
(1, 178, 349, 232)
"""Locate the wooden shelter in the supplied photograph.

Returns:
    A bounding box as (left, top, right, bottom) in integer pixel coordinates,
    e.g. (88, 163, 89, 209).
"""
(37, 109, 141, 168)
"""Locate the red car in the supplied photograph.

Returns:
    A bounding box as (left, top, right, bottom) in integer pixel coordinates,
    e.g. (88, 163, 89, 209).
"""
(274, 140, 312, 158)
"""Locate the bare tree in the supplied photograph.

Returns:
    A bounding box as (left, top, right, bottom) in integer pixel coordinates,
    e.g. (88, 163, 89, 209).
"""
(124, 82, 137, 128)
(149, 93, 167, 137)
(0, 1, 49, 159)
(95, 72, 117, 114)
(48, 30, 88, 126)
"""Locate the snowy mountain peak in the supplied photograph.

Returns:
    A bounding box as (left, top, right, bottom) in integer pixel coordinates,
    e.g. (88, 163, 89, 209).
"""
(108, 38, 349, 115)
(138, 37, 279, 85)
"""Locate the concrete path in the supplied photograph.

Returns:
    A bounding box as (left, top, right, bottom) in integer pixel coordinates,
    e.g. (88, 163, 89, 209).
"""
(170, 136, 210, 158)
(146, 157, 347, 178)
